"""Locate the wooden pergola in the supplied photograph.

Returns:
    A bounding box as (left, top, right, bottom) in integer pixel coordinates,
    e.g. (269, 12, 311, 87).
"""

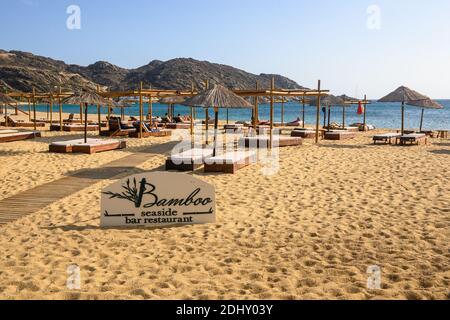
(343, 95, 371, 130)
(5, 79, 329, 145)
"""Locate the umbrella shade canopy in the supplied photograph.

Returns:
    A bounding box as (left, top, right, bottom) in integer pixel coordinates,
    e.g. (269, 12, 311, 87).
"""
(378, 86, 428, 103)
(182, 84, 252, 109)
(63, 91, 111, 106)
(0, 93, 18, 105)
(406, 98, 444, 109)
(309, 95, 345, 107)
(159, 96, 186, 105)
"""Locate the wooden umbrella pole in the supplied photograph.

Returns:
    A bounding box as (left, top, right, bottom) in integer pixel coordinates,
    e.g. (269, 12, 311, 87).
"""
(139, 82, 143, 139)
(363, 94, 367, 131)
(80, 104, 83, 124)
(302, 96, 305, 128)
(32, 87, 37, 131)
(59, 86, 63, 131)
(254, 81, 259, 130)
(315, 80, 321, 144)
(270, 77, 275, 149)
(281, 97, 284, 126)
(97, 104, 101, 136)
(401, 101, 405, 135)
(419, 108, 424, 132)
(205, 79, 209, 145)
(28, 98, 31, 121)
(107, 102, 111, 130)
(50, 97, 53, 124)
(342, 106, 345, 129)
(84, 103, 88, 143)
(327, 105, 331, 131)
(149, 95, 153, 126)
(213, 107, 219, 157)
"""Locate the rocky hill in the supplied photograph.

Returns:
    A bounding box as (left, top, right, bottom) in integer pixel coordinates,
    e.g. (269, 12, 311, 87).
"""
(0, 50, 306, 93)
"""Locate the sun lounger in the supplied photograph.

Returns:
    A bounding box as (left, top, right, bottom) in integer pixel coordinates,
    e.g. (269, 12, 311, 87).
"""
(50, 123, 99, 132)
(5, 116, 45, 128)
(107, 118, 136, 137)
(204, 151, 257, 174)
(49, 138, 126, 154)
(0, 131, 41, 143)
(291, 129, 317, 139)
(286, 118, 303, 127)
(166, 148, 214, 171)
(324, 130, 357, 140)
(224, 124, 244, 133)
(373, 133, 401, 144)
(129, 123, 172, 138)
(397, 133, 427, 146)
(165, 123, 191, 130)
(239, 135, 303, 148)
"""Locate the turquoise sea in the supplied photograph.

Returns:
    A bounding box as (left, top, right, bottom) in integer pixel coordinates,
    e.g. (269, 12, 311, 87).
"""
(32, 100, 450, 130)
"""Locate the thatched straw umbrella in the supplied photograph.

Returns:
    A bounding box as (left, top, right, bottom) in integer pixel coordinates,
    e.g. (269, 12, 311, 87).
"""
(183, 84, 253, 156)
(159, 96, 186, 119)
(378, 86, 428, 135)
(64, 91, 112, 143)
(0, 93, 19, 126)
(407, 98, 444, 132)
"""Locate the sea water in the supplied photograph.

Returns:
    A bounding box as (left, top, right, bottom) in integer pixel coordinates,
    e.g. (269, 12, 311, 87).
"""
(32, 100, 450, 130)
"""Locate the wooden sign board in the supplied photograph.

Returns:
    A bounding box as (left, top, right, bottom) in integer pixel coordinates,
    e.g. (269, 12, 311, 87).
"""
(101, 172, 215, 228)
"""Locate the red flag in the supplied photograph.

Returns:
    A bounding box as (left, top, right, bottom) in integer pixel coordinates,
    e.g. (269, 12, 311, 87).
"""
(357, 102, 364, 115)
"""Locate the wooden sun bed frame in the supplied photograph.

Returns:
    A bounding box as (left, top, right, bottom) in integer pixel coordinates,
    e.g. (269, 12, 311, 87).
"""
(0, 131, 41, 143)
(5, 116, 45, 128)
(50, 124, 99, 132)
(49, 139, 126, 154)
(373, 133, 401, 145)
(239, 136, 303, 148)
(165, 148, 214, 171)
(204, 151, 257, 174)
(396, 134, 428, 146)
(291, 129, 318, 139)
(165, 123, 191, 130)
(107, 118, 137, 137)
(324, 131, 357, 140)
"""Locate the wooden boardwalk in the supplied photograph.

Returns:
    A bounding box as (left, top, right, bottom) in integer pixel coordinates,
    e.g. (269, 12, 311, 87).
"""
(0, 141, 177, 226)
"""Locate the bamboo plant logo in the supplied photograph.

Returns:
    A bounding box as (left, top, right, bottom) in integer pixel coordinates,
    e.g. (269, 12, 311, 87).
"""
(367, 265, 382, 290)
(103, 178, 154, 208)
(66, 264, 81, 290)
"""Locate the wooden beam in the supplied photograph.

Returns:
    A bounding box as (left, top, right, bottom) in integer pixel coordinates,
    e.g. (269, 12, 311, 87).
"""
(315, 80, 321, 144)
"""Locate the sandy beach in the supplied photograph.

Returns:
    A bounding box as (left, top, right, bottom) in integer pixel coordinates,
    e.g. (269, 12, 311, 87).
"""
(0, 112, 448, 300)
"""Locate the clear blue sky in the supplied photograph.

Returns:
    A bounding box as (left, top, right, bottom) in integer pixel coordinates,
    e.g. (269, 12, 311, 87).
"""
(1, 0, 450, 98)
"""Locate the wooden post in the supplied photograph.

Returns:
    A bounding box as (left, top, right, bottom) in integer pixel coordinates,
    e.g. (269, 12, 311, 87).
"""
(148, 95, 153, 126)
(107, 101, 111, 130)
(363, 94, 367, 131)
(139, 82, 143, 138)
(59, 87, 63, 131)
(32, 87, 37, 131)
(205, 79, 209, 145)
(27, 97, 31, 121)
(190, 83, 194, 137)
(213, 106, 219, 157)
(327, 106, 331, 131)
(302, 95, 306, 128)
(315, 80, 321, 144)
(253, 81, 259, 130)
(342, 106, 345, 129)
(97, 85, 102, 136)
(401, 101, 405, 136)
(226, 109, 229, 124)
(50, 95, 53, 124)
(80, 104, 83, 124)
(419, 108, 424, 132)
(270, 77, 275, 149)
(281, 97, 284, 126)
(84, 103, 88, 143)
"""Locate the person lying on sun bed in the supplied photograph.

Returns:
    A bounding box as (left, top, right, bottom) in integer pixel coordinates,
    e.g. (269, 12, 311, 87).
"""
(161, 113, 172, 123)
(133, 121, 161, 133)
